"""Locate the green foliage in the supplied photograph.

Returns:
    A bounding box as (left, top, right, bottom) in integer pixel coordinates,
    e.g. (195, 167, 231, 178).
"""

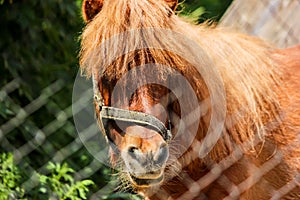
(0, 152, 94, 200)
(178, 0, 233, 23)
(0, 153, 26, 200)
(0, 0, 85, 175)
(38, 162, 94, 200)
(0, 0, 82, 100)
(0, 0, 12, 5)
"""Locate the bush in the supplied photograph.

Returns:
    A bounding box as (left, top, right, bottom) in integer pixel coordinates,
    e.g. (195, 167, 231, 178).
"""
(0, 153, 26, 200)
(0, 152, 94, 200)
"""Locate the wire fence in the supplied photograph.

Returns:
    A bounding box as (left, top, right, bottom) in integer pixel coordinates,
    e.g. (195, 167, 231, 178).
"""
(220, 0, 300, 48)
(1, 0, 299, 199)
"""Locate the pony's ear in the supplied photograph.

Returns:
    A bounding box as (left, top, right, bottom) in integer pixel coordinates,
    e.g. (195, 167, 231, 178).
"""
(165, 0, 178, 11)
(82, 0, 104, 22)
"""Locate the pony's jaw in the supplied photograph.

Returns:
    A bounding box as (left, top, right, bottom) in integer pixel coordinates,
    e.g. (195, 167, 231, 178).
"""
(121, 148, 168, 189)
(128, 169, 164, 188)
(128, 170, 165, 199)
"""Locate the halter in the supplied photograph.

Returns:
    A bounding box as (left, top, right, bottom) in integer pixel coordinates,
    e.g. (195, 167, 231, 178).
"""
(93, 76, 172, 143)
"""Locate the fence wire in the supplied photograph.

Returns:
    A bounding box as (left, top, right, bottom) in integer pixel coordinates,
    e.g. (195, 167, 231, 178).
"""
(220, 0, 300, 48)
(1, 0, 299, 199)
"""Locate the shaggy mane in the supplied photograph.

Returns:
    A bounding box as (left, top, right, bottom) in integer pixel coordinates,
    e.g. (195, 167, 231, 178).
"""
(80, 0, 297, 169)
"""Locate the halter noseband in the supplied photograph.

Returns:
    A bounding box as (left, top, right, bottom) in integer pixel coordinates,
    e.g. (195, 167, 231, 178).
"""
(94, 91, 172, 143)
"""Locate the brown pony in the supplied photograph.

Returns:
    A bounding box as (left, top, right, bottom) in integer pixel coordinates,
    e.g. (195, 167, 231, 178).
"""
(79, 0, 300, 199)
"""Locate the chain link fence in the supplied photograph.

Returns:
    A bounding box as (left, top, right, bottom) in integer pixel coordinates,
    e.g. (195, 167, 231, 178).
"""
(1, 0, 299, 199)
(220, 0, 300, 48)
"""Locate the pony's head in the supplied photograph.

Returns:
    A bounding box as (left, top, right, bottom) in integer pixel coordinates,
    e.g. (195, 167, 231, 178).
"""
(81, 0, 177, 190)
(95, 64, 176, 189)
(79, 0, 214, 192)
(88, 54, 209, 192)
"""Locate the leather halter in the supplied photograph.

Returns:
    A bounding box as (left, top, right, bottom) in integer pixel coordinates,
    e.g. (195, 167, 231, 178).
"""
(93, 79, 172, 143)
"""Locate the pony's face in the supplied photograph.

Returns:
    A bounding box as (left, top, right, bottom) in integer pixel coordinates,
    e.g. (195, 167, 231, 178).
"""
(98, 81, 173, 189)
(82, 0, 182, 190)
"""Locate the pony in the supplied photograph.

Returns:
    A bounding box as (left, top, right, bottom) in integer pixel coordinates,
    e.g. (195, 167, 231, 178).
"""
(79, 0, 300, 199)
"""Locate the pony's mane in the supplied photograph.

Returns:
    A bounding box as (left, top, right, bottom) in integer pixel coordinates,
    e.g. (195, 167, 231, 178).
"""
(80, 0, 288, 161)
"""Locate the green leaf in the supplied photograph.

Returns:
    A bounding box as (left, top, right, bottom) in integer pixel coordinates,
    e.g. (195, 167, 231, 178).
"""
(39, 175, 48, 184)
(39, 187, 47, 194)
(46, 162, 56, 171)
(81, 180, 94, 186)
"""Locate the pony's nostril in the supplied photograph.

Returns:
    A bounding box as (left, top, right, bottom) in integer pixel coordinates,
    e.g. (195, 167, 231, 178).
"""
(155, 143, 169, 166)
(128, 146, 140, 160)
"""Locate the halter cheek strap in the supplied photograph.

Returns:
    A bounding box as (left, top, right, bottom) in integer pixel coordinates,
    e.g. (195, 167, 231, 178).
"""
(94, 93, 172, 143)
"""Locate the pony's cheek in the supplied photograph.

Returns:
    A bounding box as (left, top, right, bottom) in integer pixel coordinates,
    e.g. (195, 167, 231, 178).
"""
(109, 129, 124, 149)
(109, 147, 118, 166)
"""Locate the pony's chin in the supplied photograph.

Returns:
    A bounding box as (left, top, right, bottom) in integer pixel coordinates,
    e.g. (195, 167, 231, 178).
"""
(129, 173, 164, 188)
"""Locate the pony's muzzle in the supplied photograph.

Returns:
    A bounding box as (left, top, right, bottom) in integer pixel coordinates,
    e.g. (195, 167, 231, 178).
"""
(121, 126, 170, 186)
(127, 142, 169, 168)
